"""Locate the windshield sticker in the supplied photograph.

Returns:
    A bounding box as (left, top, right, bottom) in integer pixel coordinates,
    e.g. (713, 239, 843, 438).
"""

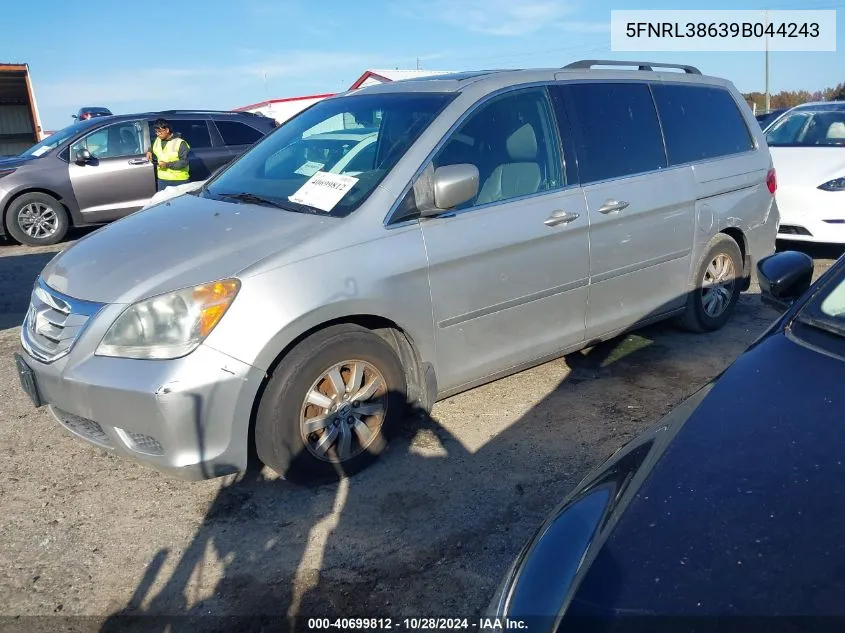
(31, 146, 51, 157)
(294, 160, 325, 177)
(289, 171, 359, 212)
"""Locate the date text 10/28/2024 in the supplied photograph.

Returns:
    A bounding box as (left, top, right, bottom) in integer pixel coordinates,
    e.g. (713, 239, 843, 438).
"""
(307, 618, 528, 631)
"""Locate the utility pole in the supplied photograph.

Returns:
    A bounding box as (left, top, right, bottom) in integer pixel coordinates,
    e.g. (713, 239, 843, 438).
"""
(764, 9, 770, 112)
(416, 57, 421, 70)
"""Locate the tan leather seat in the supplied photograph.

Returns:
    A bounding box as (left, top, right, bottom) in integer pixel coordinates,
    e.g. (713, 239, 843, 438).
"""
(827, 121, 845, 139)
(476, 123, 542, 205)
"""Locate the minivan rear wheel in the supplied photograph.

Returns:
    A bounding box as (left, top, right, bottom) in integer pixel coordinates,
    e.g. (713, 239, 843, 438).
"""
(6, 193, 69, 246)
(679, 233, 743, 333)
(254, 324, 407, 485)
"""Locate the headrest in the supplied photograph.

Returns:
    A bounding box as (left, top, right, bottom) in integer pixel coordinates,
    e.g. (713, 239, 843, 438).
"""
(506, 123, 537, 161)
(828, 122, 845, 139)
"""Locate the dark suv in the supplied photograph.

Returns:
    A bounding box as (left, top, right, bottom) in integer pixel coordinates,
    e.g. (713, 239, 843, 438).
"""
(0, 110, 277, 246)
(72, 106, 113, 121)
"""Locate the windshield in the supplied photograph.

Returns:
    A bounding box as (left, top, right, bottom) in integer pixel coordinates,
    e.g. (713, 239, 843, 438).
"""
(765, 110, 845, 147)
(19, 119, 96, 157)
(794, 267, 845, 341)
(204, 92, 455, 217)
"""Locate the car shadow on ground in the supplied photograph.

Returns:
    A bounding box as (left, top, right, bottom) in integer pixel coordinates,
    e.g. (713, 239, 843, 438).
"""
(0, 251, 57, 331)
(0, 227, 100, 331)
(97, 286, 781, 633)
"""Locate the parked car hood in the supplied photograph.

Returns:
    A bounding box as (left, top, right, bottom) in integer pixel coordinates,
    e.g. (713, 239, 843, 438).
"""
(770, 146, 845, 187)
(501, 329, 845, 621)
(40, 193, 336, 304)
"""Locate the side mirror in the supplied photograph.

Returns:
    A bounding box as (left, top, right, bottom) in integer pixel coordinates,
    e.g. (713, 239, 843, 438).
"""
(757, 250, 814, 311)
(421, 164, 479, 216)
(75, 148, 93, 165)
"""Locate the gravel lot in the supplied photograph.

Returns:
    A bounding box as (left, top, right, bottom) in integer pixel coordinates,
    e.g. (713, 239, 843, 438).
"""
(0, 232, 839, 632)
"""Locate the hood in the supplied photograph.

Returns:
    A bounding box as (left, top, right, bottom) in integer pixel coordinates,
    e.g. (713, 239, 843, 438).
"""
(500, 328, 845, 620)
(40, 193, 336, 304)
(770, 146, 845, 188)
(560, 331, 845, 618)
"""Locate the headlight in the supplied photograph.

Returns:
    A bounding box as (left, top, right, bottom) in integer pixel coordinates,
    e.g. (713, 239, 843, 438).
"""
(0, 168, 16, 179)
(818, 177, 845, 192)
(96, 279, 240, 360)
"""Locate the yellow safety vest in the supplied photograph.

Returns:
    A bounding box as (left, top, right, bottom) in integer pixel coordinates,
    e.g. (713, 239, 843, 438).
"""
(152, 136, 190, 181)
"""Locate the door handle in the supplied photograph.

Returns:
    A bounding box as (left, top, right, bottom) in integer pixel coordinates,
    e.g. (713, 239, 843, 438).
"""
(544, 210, 580, 227)
(598, 199, 629, 214)
(128, 158, 149, 165)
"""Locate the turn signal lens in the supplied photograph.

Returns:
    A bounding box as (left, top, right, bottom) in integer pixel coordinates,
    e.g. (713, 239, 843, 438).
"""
(194, 280, 240, 337)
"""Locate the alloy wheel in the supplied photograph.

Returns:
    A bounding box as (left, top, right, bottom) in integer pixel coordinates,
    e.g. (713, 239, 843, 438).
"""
(701, 253, 736, 318)
(299, 360, 388, 463)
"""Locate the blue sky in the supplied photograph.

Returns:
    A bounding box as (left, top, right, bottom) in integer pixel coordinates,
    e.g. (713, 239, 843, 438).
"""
(3, 0, 842, 130)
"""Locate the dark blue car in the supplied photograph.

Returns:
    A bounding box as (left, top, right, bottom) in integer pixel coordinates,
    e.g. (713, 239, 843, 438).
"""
(489, 249, 845, 632)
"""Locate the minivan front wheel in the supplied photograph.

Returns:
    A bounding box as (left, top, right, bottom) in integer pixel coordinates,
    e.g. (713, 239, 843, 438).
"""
(680, 233, 743, 333)
(6, 193, 69, 246)
(255, 324, 407, 484)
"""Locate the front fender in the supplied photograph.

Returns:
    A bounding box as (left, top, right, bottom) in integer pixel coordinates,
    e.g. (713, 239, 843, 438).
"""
(202, 227, 435, 374)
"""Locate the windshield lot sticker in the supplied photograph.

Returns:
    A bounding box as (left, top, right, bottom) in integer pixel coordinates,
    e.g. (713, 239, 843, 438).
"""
(294, 160, 325, 177)
(289, 171, 359, 212)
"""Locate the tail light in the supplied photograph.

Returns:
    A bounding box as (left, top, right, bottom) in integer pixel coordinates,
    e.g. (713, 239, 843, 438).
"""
(766, 168, 777, 194)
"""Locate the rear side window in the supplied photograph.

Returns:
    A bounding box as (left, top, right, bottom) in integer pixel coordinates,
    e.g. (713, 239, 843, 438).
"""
(215, 120, 264, 146)
(565, 83, 666, 184)
(652, 84, 755, 164)
(153, 119, 213, 149)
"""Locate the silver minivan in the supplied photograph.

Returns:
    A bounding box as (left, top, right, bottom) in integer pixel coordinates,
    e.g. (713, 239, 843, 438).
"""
(15, 61, 780, 483)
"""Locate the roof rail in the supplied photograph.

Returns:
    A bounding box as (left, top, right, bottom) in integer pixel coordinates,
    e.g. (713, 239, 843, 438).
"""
(562, 59, 702, 75)
(158, 109, 246, 115)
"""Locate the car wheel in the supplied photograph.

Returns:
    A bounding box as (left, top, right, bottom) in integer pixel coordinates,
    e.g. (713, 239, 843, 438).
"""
(6, 193, 69, 246)
(255, 324, 407, 484)
(679, 233, 743, 333)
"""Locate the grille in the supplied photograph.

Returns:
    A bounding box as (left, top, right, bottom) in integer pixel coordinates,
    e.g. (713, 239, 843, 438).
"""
(122, 430, 165, 456)
(778, 225, 812, 236)
(20, 279, 103, 363)
(51, 407, 112, 448)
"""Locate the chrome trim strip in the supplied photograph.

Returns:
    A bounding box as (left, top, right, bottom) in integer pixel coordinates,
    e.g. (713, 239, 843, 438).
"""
(20, 278, 104, 364)
(438, 276, 589, 329)
(33, 278, 103, 317)
(590, 249, 691, 285)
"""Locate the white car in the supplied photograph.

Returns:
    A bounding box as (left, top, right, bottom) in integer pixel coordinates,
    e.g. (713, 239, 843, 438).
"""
(765, 102, 845, 243)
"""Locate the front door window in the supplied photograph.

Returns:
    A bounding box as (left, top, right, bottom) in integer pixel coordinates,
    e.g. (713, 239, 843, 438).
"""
(70, 121, 145, 159)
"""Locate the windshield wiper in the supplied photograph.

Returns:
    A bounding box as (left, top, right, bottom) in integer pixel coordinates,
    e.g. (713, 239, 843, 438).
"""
(795, 313, 845, 338)
(216, 191, 290, 209)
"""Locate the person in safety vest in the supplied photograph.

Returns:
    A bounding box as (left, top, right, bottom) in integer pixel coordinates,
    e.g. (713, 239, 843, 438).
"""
(145, 118, 190, 191)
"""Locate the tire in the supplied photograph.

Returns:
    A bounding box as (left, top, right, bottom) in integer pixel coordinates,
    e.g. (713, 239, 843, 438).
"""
(5, 193, 69, 246)
(254, 324, 407, 485)
(679, 233, 744, 333)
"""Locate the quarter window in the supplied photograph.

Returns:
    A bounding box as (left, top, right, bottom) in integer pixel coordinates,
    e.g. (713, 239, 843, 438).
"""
(431, 87, 563, 210)
(150, 119, 212, 149)
(652, 84, 755, 164)
(215, 120, 265, 146)
(70, 120, 145, 159)
(565, 82, 667, 184)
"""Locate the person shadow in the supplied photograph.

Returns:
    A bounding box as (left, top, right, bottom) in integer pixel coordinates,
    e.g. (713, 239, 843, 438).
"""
(98, 302, 772, 633)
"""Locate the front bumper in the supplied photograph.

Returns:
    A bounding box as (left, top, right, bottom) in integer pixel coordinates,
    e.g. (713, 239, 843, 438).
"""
(775, 186, 845, 244)
(17, 343, 266, 480)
